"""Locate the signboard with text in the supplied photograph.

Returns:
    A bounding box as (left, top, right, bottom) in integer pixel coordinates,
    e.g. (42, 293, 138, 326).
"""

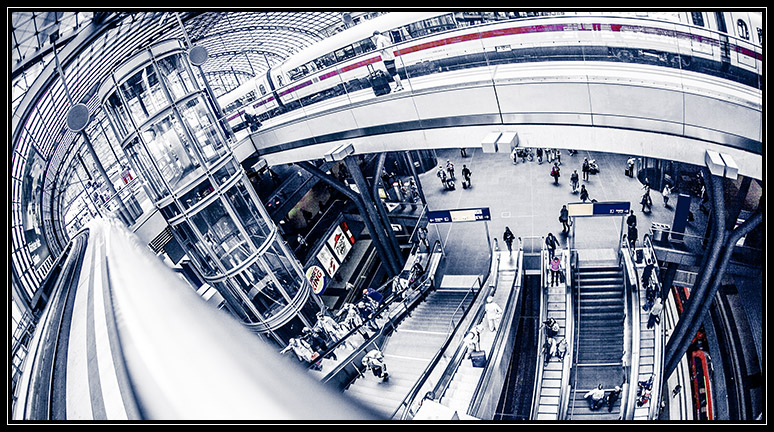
(427, 207, 491, 224)
(567, 201, 630, 217)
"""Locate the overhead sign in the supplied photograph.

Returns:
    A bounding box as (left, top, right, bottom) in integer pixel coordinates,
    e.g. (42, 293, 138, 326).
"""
(428, 207, 491, 224)
(567, 201, 630, 217)
(306, 266, 328, 295)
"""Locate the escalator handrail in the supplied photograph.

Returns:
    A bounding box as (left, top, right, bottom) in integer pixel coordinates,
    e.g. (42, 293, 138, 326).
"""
(467, 246, 523, 417)
(557, 242, 574, 419)
(529, 241, 549, 419)
(642, 233, 665, 420)
(621, 234, 641, 419)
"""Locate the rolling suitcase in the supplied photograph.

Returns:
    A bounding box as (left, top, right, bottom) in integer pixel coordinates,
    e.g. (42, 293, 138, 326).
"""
(367, 63, 391, 97)
(470, 350, 486, 368)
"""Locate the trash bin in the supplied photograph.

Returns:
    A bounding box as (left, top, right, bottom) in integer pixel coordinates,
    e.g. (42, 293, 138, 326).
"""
(651, 222, 670, 243)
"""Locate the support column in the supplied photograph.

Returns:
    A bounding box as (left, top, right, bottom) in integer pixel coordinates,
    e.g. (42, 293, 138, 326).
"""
(664, 167, 726, 376)
(345, 156, 402, 275)
(296, 161, 401, 276)
(372, 152, 403, 261)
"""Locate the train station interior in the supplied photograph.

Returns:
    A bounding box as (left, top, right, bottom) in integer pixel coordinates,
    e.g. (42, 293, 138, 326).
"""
(10, 10, 764, 423)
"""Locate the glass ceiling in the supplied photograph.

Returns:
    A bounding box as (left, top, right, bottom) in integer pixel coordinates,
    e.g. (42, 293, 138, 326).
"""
(9, 10, 358, 301)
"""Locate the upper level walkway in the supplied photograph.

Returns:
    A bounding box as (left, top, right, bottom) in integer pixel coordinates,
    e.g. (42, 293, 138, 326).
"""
(234, 61, 762, 181)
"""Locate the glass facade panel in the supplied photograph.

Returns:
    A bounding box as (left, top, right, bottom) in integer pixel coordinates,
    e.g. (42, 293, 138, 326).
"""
(106, 91, 132, 138)
(261, 239, 302, 299)
(190, 198, 249, 271)
(213, 160, 239, 185)
(172, 221, 219, 277)
(140, 113, 201, 190)
(119, 65, 167, 125)
(179, 178, 215, 210)
(233, 261, 289, 320)
(156, 53, 196, 100)
(122, 136, 167, 200)
(179, 96, 227, 163)
(224, 180, 272, 247)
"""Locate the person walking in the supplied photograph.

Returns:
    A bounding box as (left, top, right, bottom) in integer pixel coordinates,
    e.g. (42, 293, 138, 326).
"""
(446, 159, 455, 180)
(647, 297, 663, 329)
(556, 337, 568, 361)
(626, 210, 637, 229)
(662, 183, 672, 207)
(437, 165, 447, 187)
(543, 337, 557, 362)
(485, 296, 503, 332)
(371, 30, 404, 92)
(417, 226, 429, 252)
(582, 158, 590, 181)
(627, 224, 638, 249)
(580, 184, 590, 203)
(626, 157, 636, 177)
(549, 256, 563, 286)
(559, 205, 570, 233)
(544, 317, 560, 338)
(362, 348, 390, 381)
(641, 191, 653, 213)
(551, 162, 561, 185)
(545, 232, 559, 260)
(463, 325, 482, 358)
(503, 227, 515, 254)
(570, 170, 579, 193)
(536, 147, 543, 164)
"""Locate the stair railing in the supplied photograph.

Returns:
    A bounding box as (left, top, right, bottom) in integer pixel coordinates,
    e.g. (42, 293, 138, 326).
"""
(447, 275, 483, 335)
(568, 249, 581, 418)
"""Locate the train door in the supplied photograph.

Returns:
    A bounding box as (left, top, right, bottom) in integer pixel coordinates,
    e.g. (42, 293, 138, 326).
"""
(688, 12, 713, 56)
(732, 13, 758, 70)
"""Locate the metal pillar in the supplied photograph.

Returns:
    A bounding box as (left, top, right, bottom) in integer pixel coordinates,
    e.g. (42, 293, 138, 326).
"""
(664, 167, 726, 376)
(372, 153, 403, 262)
(345, 156, 403, 275)
(296, 161, 401, 276)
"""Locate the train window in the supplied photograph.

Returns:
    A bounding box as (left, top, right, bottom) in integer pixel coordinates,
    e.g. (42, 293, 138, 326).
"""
(714, 12, 727, 33)
(737, 19, 750, 40)
(757, 27, 763, 44)
(690, 12, 705, 27)
(258, 84, 266, 96)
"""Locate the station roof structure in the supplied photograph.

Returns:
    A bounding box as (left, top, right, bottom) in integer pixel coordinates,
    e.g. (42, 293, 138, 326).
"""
(9, 10, 358, 300)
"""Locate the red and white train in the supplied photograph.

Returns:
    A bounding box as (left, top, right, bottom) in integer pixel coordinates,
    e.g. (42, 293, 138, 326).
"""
(218, 11, 763, 135)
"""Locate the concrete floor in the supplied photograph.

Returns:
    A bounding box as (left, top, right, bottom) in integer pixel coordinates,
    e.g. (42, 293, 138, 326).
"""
(417, 147, 697, 276)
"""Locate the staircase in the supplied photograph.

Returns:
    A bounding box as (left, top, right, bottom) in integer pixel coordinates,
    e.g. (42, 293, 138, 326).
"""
(568, 258, 625, 420)
(344, 285, 476, 418)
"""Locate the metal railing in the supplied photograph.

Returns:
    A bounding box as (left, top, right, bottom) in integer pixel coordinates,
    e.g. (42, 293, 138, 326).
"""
(620, 234, 640, 419)
(642, 233, 666, 420)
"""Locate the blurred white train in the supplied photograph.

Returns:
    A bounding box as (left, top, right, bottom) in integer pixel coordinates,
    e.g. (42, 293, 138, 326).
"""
(218, 11, 763, 135)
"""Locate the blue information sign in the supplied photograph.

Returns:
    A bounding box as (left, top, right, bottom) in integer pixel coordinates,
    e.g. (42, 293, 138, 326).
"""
(428, 207, 491, 223)
(592, 201, 631, 216)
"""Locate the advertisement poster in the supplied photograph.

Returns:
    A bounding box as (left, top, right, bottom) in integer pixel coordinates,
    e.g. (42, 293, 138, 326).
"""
(327, 225, 352, 263)
(316, 244, 339, 277)
(305, 265, 328, 295)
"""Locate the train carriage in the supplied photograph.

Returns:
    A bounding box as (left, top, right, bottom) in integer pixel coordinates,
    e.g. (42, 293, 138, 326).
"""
(216, 11, 762, 134)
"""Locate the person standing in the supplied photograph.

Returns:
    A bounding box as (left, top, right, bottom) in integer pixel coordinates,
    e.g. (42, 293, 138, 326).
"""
(437, 165, 447, 187)
(606, 386, 622, 412)
(460, 147, 467, 157)
(463, 325, 482, 358)
(551, 162, 561, 185)
(582, 158, 590, 181)
(641, 191, 653, 213)
(485, 296, 503, 332)
(461, 164, 472, 188)
(545, 232, 559, 260)
(549, 256, 563, 287)
(559, 205, 570, 233)
(626, 157, 636, 177)
(536, 147, 543, 164)
(570, 169, 579, 193)
(446, 160, 455, 180)
(580, 184, 590, 203)
(647, 297, 663, 329)
(371, 30, 404, 91)
(503, 226, 515, 254)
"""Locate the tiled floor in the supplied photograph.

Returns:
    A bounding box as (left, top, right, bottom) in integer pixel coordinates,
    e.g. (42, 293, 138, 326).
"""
(418, 147, 697, 276)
